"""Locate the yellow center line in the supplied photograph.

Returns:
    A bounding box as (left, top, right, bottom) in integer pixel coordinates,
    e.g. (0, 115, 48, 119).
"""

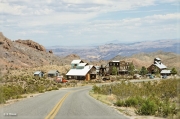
(45, 92, 71, 119)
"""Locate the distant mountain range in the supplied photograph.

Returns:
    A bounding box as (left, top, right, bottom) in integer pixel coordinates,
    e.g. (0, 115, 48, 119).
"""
(47, 39, 180, 60)
(1, 32, 180, 74)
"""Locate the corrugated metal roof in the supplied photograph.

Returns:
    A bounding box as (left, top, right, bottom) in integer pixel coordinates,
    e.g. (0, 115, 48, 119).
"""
(161, 70, 171, 74)
(66, 65, 94, 76)
(112, 61, 120, 62)
(34, 71, 42, 74)
(154, 61, 167, 69)
(48, 70, 59, 74)
(95, 66, 100, 69)
(155, 58, 161, 61)
(71, 60, 82, 64)
(78, 63, 87, 67)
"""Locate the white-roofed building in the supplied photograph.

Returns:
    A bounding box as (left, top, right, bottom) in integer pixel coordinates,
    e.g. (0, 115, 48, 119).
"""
(34, 71, 44, 77)
(71, 59, 83, 64)
(161, 70, 171, 74)
(161, 70, 171, 76)
(66, 60, 96, 80)
(147, 58, 171, 75)
(71, 59, 84, 69)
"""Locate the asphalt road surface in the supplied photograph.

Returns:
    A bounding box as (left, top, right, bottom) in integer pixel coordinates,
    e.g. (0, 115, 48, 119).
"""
(0, 86, 129, 119)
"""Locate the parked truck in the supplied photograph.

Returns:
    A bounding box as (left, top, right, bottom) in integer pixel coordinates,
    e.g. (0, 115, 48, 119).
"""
(55, 76, 68, 83)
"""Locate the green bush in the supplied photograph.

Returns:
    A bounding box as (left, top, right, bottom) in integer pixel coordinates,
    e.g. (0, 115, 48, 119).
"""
(115, 100, 125, 107)
(92, 85, 101, 94)
(137, 99, 158, 115)
(125, 97, 138, 107)
(93, 79, 179, 117)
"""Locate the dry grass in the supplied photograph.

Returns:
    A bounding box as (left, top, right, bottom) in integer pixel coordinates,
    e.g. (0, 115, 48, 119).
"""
(9, 65, 71, 77)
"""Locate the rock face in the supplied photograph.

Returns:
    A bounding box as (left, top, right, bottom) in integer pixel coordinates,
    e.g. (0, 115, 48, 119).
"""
(0, 32, 66, 74)
(15, 39, 46, 52)
(0, 32, 12, 50)
(65, 54, 80, 59)
(49, 50, 53, 54)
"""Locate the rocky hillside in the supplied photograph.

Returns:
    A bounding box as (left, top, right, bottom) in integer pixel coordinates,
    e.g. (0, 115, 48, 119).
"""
(0, 32, 70, 74)
(15, 39, 46, 52)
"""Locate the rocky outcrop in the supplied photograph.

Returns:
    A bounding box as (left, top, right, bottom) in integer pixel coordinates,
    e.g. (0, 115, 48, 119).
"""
(15, 39, 46, 52)
(49, 50, 53, 54)
(0, 32, 64, 74)
(65, 54, 80, 59)
(0, 32, 12, 50)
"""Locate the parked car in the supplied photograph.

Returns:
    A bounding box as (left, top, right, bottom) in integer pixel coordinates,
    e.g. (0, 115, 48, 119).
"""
(162, 75, 167, 79)
(149, 75, 154, 79)
(102, 74, 110, 81)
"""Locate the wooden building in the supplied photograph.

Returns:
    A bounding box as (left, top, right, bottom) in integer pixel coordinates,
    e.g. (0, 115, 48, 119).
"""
(108, 60, 132, 75)
(147, 58, 167, 74)
(34, 71, 44, 78)
(47, 70, 60, 77)
(66, 60, 96, 80)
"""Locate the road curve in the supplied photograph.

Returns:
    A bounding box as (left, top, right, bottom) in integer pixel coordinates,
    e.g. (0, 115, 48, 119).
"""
(0, 86, 129, 119)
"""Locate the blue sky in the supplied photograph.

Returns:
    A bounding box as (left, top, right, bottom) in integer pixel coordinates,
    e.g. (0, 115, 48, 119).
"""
(0, 0, 179, 46)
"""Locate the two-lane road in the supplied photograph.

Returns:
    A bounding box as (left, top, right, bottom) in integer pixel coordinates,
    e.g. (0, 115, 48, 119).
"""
(0, 86, 129, 119)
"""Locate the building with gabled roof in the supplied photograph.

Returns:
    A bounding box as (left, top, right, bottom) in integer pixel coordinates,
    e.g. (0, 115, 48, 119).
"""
(71, 59, 83, 64)
(71, 59, 84, 69)
(147, 58, 171, 75)
(66, 60, 96, 80)
(34, 71, 44, 78)
(48, 70, 60, 77)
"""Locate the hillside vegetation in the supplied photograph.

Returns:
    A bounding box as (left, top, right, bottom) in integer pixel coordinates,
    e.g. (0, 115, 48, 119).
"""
(92, 79, 180, 118)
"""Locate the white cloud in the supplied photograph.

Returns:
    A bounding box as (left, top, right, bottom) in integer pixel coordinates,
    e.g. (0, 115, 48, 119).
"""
(0, 0, 179, 46)
(32, 30, 48, 34)
(0, 0, 157, 16)
(145, 13, 180, 20)
(0, 2, 26, 15)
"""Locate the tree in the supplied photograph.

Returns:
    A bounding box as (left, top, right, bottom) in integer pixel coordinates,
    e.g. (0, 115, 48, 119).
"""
(140, 66, 148, 76)
(128, 63, 135, 76)
(112, 66, 118, 75)
(154, 67, 160, 75)
(171, 68, 177, 75)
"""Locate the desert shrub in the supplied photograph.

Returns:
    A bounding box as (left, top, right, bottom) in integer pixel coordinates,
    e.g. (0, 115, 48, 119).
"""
(57, 84, 62, 88)
(0, 84, 24, 103)
(125, 97, 139, 107)
(137, 99, 158, 115)
(46, 87, 52, 91)
(38, 85, 45, 93)
(116, 96, 145, 108)
(52, 86, 59, 90)
(157, 101, 177, 117)
(115, 100, 125, 107)
(92, 85, 101, 94)
(94, 78, 179, 117)
(0, 87, 5, 104)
